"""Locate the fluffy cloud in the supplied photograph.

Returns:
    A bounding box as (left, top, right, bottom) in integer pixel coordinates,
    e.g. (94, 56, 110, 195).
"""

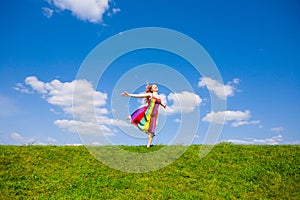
(48, 0, 110, 23)
(25, 76, 47, 94)
(54, 119, 114, 136)
(198, 77, 239, 100)
(166, 91, 202, 114)
(16, 76, 128, 136)
(202, 110, 260, 127)
(159, 93, 167, 107)
(137, 91, 201, 115)
(202, 110, 250, 124)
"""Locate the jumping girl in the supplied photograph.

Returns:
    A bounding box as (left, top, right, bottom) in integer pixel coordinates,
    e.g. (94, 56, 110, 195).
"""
(122, 84, 166, 148)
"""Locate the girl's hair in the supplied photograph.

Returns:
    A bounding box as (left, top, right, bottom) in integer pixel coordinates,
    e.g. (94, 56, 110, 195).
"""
(144, 84, 154, 103)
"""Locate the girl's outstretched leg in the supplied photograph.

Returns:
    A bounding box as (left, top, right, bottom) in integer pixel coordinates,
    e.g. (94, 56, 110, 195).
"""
(147, 133, 154, 148)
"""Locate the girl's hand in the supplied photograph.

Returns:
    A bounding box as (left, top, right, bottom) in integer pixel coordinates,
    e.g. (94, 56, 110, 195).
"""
(121, 92, 129, 96)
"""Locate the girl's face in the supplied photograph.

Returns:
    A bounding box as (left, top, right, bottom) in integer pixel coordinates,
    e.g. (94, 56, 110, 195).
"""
(151, 84, 158, 92)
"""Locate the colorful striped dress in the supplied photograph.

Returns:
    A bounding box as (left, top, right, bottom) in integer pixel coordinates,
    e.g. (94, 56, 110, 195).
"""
(130, 96, 161, 134)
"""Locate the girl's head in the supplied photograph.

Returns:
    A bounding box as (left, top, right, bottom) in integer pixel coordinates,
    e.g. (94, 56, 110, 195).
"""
(144, 84, 158, 103)
(145, 84, 158, 93)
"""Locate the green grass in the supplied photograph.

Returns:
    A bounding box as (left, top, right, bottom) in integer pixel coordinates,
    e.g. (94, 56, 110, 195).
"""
(1, 144, 299, 199)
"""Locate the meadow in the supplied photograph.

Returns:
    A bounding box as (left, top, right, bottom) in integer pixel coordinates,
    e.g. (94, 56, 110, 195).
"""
(1, 143, 299, 199)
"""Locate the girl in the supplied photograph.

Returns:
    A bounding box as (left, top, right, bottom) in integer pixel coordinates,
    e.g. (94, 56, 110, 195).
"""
(122, 84, 166, 148)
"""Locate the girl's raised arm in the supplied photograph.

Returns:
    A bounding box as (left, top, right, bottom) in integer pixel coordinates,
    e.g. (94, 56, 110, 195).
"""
(121, 92, 152, 98)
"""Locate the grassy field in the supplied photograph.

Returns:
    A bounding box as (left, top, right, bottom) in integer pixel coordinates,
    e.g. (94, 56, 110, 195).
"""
(1, 144, 299, 199)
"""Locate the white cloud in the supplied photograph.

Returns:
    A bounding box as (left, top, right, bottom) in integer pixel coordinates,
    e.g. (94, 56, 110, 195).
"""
(42, 7, 54, 18)
(136, 91, 201, 115)
(91, 141, 100, 146)
(48, 0, 110, 23)
(202, 110, 250, 124)
(10, 132, 37, 145)
(231, 120, 261, 127)
(11, 132, 25, 141)
(173, 118, 181, 123)
(10, 132, 56, 145)
(46, 137, 57, 143)
(226, 134, 283, 145)
(19, 76, 128, 136)
(202, 110, 260, 128)
(166, 91, 202, 114)
(13, 83, 33, 94)
(226, 139, 254, 144)
(54, 119, 114, 136)
(271, 127, 284, 133)
(50, 108, 60, 115)
(43, 79, 109, 122)
(112, 8, 121, 14)
(25, 76, 47, 94)
(253, 134, 283, 145)
(198, 77, 239, 100)
(159, 93, 167, 107)
(65, 143, 83, 146)
(231, 78, 240, 84)
(108, 7, 121, 16)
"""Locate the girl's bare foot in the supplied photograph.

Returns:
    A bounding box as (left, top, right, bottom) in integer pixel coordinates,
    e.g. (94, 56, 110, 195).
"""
(125, 116, 131, 120)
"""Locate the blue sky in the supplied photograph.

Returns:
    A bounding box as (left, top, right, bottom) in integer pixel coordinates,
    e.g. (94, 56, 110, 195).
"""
(1, 0, 299, 146)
